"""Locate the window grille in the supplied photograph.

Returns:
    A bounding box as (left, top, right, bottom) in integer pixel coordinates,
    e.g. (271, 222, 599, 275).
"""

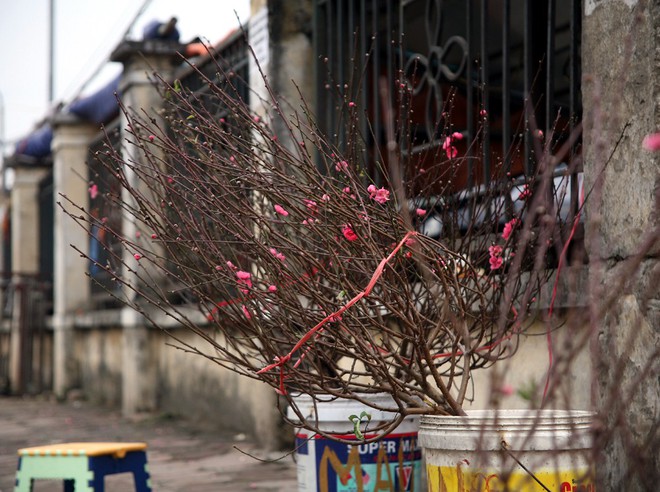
(87, 122, 124, 305)
(314, 0, 582, 218)
(177, 30, 250, 122)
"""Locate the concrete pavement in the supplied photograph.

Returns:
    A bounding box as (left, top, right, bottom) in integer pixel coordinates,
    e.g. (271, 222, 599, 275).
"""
(0, 395, 297, 491)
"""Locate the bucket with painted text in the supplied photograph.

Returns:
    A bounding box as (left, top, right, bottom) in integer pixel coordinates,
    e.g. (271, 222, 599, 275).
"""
(419, 409, 594, 491)
(289, 394, 422, 492)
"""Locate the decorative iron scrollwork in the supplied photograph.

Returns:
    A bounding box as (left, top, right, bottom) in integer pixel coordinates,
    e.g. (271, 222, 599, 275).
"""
(403, 0, 468, 147)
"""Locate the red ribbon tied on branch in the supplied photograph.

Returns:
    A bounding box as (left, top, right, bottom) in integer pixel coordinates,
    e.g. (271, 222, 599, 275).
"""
(257, 230, 419, 395)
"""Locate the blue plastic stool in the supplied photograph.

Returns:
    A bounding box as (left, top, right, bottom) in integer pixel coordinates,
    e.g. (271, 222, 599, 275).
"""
(14, 442, 151, 492)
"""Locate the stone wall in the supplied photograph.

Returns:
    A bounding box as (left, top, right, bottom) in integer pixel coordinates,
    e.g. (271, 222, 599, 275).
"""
(74, 327, 123, 407)
(156, 329, 286, 449)
(469, 318, 593, 411)
(69, 318, 283, 448)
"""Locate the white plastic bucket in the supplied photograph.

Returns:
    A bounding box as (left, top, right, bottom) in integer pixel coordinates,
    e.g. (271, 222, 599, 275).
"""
(419, 409, 594, 491)
(289, 394, 422, 492)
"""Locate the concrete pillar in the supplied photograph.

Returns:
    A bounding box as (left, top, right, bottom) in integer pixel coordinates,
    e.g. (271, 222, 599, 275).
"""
(243, 1, 315, 448)
(51, 113, 99, 398)
(260, 0, 314, 151)
(582, 1, 659, 489)
(111, 38, 183, 416)
(8, 164, 49, 393)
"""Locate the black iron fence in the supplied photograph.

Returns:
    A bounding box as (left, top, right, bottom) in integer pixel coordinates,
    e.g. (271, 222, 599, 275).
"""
(84, 32, 250, 307)
(177, 30, 250, 120)
(314, 0, 582, 216)
(38, 171, 54, 287)
(0, 273, 52, 394)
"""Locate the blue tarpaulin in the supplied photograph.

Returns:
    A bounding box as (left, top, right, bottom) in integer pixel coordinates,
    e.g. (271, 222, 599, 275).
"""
(14, 125, 54, 159)
(142, 19, 180, 42)
(14, 18, 181, 159)
(68, 75, 121, 124)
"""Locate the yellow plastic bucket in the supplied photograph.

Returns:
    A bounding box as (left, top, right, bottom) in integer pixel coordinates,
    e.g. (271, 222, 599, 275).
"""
(419, 409, 594, 492)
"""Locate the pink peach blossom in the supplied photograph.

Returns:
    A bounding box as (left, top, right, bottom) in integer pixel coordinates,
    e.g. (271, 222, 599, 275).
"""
(502, 218, 520, 240)
(335, 160, 349, 172)
(499, 384, 515, 396)
(89, 184, 98, 199)
(416, 208, 427, 216)
(235, 271, 252, 293)
(269, 247, 286, 261)
(643, 132, 660, 151)
(489, 244, 503, 257)
(367, 184, 390, 204)
(489, 255, 503, 270)
(342, 225, 358, 242)
(442, 136, 458, 159)
(489, 244, 504, 271)
(518, 185, 531, 201)
(274, 204, 289, 216)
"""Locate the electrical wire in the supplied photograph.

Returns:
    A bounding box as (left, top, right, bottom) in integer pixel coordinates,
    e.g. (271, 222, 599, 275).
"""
(58, 0, 154, 105)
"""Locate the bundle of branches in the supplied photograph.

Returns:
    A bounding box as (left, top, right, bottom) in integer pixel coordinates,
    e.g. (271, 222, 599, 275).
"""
(65, 51, 580, 440)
